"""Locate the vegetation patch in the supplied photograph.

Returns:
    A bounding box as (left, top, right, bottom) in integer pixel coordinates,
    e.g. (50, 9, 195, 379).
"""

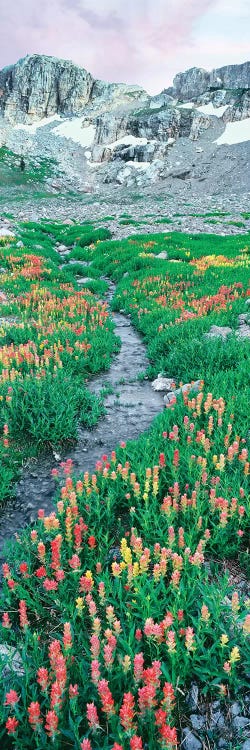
(0, 224, 249, 749)
(0, 224, 118, 500)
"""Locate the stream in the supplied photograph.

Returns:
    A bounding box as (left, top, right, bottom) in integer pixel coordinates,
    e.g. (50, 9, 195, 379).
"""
(0, 279, 164, 565)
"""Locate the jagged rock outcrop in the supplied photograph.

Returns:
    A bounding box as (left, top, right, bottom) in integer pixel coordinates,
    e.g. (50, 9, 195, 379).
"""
(0, 54, 147, 124)
(166, 61, 250, 102)
(0, 54, 249, 192)
(0, 56, 94, 123)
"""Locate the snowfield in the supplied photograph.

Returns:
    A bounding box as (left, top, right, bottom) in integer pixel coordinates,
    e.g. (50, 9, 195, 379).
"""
(215, 118, 250, 145)
(53, 119, 96, 148)
(197, 103, 229, 117)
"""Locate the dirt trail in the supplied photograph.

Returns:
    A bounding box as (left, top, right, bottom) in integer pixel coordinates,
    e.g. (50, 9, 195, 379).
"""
(0, 281, 163, 564)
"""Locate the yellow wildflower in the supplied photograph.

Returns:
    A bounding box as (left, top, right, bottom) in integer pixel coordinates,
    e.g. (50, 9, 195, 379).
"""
(220, 634, 229, 646)
(229, 647, 240, 664)
(75, 597, 84, 614)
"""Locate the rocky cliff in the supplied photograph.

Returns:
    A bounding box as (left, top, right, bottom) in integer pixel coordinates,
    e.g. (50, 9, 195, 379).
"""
(0, 55, 249, 193)
(0, 54, 148, 124)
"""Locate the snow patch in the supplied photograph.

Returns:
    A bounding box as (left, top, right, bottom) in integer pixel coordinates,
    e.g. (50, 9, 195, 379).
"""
(107, 135, 148, 150)
(178, 102, 194, 109)
(126, 161, 150, 169)
(53, 119, 95, 148)
(14, 115, 62, 133)
(215, 118, 250, 145)
(197, 103, 228, 117)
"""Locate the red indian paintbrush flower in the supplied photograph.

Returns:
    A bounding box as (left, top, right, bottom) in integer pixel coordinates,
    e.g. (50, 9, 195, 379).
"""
(50, 681, 63, 710)
(134, 652, 144, 682)
(19, 600, 29, 628)
(119, 692, 135, 731)
(63, 622, 72, 651)
(37, 667, 49, 692)
(28, 702, 42, 730)
(2, 563, 11, 579)
(81, 741, 92, 750)
(130, 737, 144, 750)
(5, 690, 19, 706)
(19, 562, 28, 575)
(69, 684, 79, 699)
(43, 578, 58, 591)
(45, 710, 59, 738)
(2, 612, 11, 628)
(159, 723, 178, 748)
(86, 702, 99, 730)
(97, 679, 115, 716)
(88, 536, 96, 548)
(6, 717, 19, 735)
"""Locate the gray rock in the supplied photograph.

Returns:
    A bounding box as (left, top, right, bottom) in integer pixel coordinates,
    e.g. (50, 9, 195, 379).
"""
(167, 61, 250, 101)
(242, 741, 250, 750)
(182, 728, 202, 750)
(186, 683, 199, 711)
(211, 710, 225, 729)
(155, 251, 168, 259)
(232, 716, 250, 735)
(16, 240, 24, 248)
(231, 702, 242, 717)
(236, 325, 250, 339)
(206, 325, 232, 339)
(190, 715, 206, 731)
(152, 375, 176, 392)
(0, 645, 24, 677)
(0, 228, 15, 238)
(57, 244, 68, 252)
(164, 379, 201, 403)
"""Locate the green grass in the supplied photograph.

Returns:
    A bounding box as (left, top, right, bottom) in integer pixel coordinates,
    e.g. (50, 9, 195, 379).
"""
(0, 222, 249, 749)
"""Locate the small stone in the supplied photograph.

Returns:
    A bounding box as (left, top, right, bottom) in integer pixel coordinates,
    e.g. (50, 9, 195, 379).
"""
(232, 716, 250, 735)
(62, 219, 74, 225)
(217, 740, 229, 749)
(186, 683, 199, 710)
(236, 324, 250, 339)
(190, 714, 205, 730)
(212, 701, 221, 710)
(206, 325, 232, 339)
(238, 314, 248, 324)
(164, 392, 178, 404)
(181, 380, 201, 394)
(0, 228, 15, 239)
(182, 728, 202, 750)
(152, 375, 176, 392)
(155, 251, 168, 259)
(16, 240, 24, 248)
(0, 645, 24, 677)
(211, 710, 225, 729)
(57, 244, 68, 252)
(231, 702, 242, 717)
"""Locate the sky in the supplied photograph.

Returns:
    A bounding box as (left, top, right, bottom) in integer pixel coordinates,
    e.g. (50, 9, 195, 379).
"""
(0, 0, 249, 94)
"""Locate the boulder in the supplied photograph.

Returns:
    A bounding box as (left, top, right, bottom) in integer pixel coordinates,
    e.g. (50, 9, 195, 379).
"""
(0, 644, 24, 677)
(206, 325, 232, 339)
(182, 728, 202, 750)
(152, 375, 176, 392)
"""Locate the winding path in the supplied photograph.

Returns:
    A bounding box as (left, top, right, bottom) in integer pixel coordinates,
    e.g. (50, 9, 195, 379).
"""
(0, 281, 163, 565)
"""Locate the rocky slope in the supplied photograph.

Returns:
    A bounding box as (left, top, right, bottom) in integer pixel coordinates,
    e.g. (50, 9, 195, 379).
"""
(0, 55, 249, 194)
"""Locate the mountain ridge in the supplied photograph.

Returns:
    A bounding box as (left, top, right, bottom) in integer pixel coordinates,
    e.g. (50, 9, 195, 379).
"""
(0, 54, 249, 196)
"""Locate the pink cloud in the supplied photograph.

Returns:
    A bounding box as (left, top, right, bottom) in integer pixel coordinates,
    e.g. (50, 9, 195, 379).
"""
(0, 0, 249, 93)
